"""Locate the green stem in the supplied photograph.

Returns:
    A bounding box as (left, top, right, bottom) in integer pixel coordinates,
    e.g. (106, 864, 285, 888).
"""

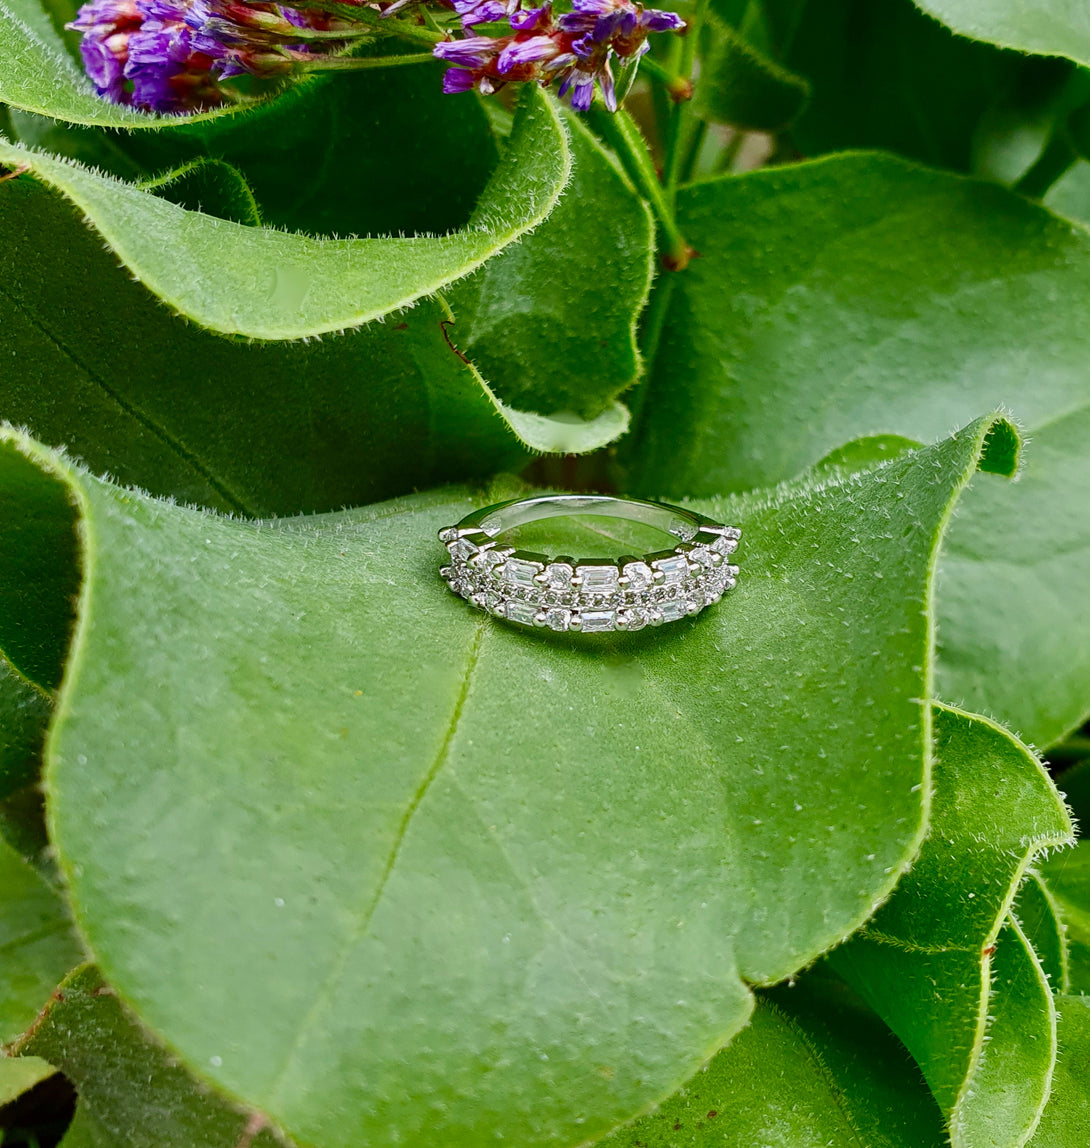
(297, 51, 436, 70)
(640, 53, 692, 101)
(591, 106, 692, 270)
(662, 0, 707, 204)
(1015, 128, 1078, 200)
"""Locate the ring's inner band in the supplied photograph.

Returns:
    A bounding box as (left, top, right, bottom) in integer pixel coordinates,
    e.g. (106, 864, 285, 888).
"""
(465, 495, 708, 542)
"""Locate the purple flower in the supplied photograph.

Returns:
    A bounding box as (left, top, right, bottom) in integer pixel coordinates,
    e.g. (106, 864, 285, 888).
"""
(442, 65, 477, 92)
(453, 0, 517, 28)
(496, 33, 556, 72)
(433, 34, 498, 67)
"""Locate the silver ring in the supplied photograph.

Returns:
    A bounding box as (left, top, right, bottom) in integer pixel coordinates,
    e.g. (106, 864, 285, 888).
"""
(438, 494, 740, 633)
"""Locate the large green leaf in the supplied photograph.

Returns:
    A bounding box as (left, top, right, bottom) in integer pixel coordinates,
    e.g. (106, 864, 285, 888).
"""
(630, 152, 1090, 748)
(765, 0, 1020, 171)
(602, 970, 945, 1148)
(0, 834, 84, 1045)
(913, 0, 1090, 69)
(1, 415, 1015, 1146)
(828, 705, 1071, 1146)
(0, 0, 244, 126)
(9, 965, 280, 1148)
(0, 176, 632, 519)
(1029, 996, 1090, 1147)
(1038, 842, 1090, 993)
(0, 1055, 55, 1105)
(0, 85, 570, 339)
(446, 113, 654, 419)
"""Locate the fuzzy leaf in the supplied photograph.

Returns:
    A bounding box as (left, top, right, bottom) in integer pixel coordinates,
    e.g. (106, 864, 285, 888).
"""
(0, 834, 84, 1044)
(0, 1055, 55, 1105)
(827, 705, 1072, 1147)
(1029, 997, 1090, 1147)
(913, 0, 1090, 68)
(1, 415, 1014, 1147)
(631, 152, 1090, 748)
(763, 0, 1021, 171)
(1038, 842, 1090, 994)
(602, 970, 946, 1148)
(0, 175, 631, 519)
(0, 85, 570, 339)
(446, 113, 654, 419)
(695, 16, 810, 132)
(10, 965, 281, 1148)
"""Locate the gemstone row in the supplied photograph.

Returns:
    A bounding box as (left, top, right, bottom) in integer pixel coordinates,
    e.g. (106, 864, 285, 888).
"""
(438, 527, 740, 633)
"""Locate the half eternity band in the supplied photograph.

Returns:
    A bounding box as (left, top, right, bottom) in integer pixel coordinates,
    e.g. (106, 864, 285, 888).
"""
(438, 494, 741, 633)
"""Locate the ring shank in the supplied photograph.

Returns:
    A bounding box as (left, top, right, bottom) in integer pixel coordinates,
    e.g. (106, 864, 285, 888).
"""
(460, 494, 713, 543)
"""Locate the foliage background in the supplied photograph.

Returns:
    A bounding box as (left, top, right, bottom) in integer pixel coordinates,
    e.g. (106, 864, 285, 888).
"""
(3, 0, 1090, 1145)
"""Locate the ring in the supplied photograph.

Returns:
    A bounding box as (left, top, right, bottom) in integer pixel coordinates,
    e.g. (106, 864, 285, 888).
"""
(438, 494, 740, 633)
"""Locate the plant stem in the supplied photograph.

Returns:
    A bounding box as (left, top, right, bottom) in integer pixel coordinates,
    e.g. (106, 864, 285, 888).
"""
(591, 106, 693, 270)
(661, 0, 707, 204)
(1015, 127, 1078, 199)
(298, 51, 437, 70)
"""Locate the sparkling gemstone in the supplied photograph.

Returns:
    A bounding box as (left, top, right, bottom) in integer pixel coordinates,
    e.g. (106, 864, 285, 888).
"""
(621, 561, 653, 592)
(544, 606, 571, 632)
(438, 527, 459, 543)
(659, 599, 686, 623)
(576, 563, 620, 593)
(448, 537, 479, 562)
(506, 599, 540, 626)
(472, 548, 505, 569)
(503, 557, 543, 589)
(544, 562, 574, 591)
(579, 609, 616, 633)
(688, 546, 718, 569)
(652, 553, 691, 585)
(711, 532, 740, 556)
(620, 607, 648, 631)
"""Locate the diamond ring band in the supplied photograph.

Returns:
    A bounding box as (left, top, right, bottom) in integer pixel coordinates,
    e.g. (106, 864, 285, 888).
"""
(439, 494, 740, 634)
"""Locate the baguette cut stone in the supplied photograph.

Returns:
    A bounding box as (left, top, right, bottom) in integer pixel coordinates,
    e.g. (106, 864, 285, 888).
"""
(576, 563, 620, 593)
(579, 609, 616, 633)
(503, 557, 542, 589)
(659, 599, 686, 623)
(506, 599, 540, 626)
(652, 554, 690, 585)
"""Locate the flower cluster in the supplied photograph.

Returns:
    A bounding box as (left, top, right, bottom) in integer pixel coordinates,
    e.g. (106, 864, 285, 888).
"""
(434, 0, 684, 111)
(68, 0, 360, 111)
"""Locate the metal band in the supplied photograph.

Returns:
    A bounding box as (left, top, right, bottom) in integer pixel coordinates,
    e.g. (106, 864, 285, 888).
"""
(438, 494, 740, 633)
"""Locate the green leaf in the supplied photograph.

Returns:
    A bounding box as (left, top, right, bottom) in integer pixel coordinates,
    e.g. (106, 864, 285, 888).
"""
(0, 175, 632, 518)
(695, 16, 810, 132)
(0, 659, 51, 801)
(913, 0, 1090, 68)
(0, 0, 245, 127)
(763, 0, 1022, 171)
(1038, 842, 1090, 993)
(827, 705, 1072, 1146)
(0, 833, 84, 1045)
(0, 1055, 55, 1106)
(1016, 870, 1070, 993)
(630, 152, 1090, 748)
(138, 159, 263, 228)
(2, 415, 1014, 1146)
(1029, 996, 1090, 1147)
(124, 66, 500, 239)
(445, 113, 654, 419)
(0, 85, 570, 339)
(602, 970, 946, 1148)
(10, 965, 280, 1148)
